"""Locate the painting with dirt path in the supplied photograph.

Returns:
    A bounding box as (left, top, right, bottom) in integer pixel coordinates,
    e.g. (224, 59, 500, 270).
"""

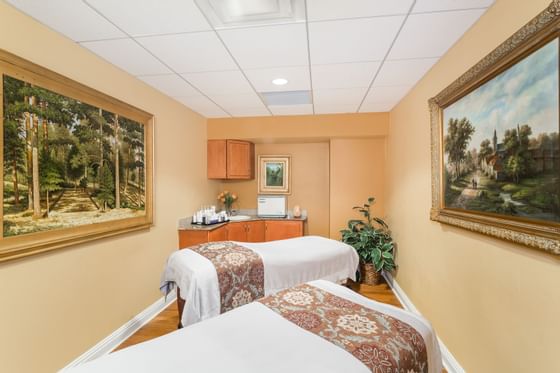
(443, 38, 560, 223)
(3, 74, 146, 237)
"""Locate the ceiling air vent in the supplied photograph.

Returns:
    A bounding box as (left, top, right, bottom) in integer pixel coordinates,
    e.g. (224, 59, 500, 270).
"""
(260, 90, 311, 106)
(195, 0, 305, 29)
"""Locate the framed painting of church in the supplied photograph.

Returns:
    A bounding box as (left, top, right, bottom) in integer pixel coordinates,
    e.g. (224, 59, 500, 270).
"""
(429, 1, 560, 255)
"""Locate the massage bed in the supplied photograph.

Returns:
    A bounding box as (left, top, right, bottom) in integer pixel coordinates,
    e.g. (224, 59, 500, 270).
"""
(161, 235, 360, 327)
(68, 280, 442, 373)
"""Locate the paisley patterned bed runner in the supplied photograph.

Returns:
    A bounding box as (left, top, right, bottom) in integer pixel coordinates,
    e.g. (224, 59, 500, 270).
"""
(259, 284, 428, 373)
(189, 242, 264, 313)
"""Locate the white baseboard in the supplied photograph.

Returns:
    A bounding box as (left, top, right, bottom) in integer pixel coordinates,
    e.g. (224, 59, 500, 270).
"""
(383, 273, 465, 373)
(61, 290, 177, 371)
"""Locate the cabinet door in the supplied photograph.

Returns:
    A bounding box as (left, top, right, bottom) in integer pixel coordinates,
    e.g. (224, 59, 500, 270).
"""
(226, 222, 247, 241)
(208, 225, 227, 242)
(265, 220, 304, 241)
(207, 140, 227, 179)
(226, 140, 254, 179)
(246, 221, 265, 242)
(178, 230, 209, 249)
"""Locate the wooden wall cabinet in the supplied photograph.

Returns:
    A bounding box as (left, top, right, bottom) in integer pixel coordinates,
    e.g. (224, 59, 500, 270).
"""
(265, 220, 304, 241)
(207, 139, 254, 179)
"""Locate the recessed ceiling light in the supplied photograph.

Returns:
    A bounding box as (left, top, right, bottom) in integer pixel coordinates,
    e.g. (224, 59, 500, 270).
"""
(272, 78, 288, 85)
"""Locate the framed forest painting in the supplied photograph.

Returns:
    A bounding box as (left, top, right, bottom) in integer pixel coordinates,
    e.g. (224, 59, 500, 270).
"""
(429, 1, 560, 254)
(0, 50, 153, 262)
(258, 155, 291, 194)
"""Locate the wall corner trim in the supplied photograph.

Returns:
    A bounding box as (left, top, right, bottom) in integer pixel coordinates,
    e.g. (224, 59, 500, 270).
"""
(383, 273, 465, 373)
(60, 290, 177, 371)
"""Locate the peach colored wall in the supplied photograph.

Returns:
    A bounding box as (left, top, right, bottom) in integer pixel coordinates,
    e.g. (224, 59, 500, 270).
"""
(330, 138, 385, 239)
(219, 142, 330, 237)
(208, 114, 390, 238)
(386, 0, 560, 372)
(207, 112, 389, 141)
(0, 3, 218, 372)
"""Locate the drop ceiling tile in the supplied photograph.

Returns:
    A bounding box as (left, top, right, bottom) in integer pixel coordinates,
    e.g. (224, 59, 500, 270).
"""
(413, 0, 494, 13)
(270, 104, 314, 116)
(314, 104, 358, 114)
(363, 85, 412, 104)
(359, 101, 395, 112)
(313, 87, 368, 106)
(139, 74, 199, 97)
(244, 66, 310, 92)
(307, 0, 413, 21)
(312, 62, 380, 89)
(218, 23, 308, 69)
(6, 0, 125, 41)
(228, 107, 271, 117)
(85, 0, 211, 36)
(174, 95, 229, 118)
(374, 58, 438, 86)
(389, 9, 486, 60)
(210, 93, 266, 110)
(308, 16, 404, 65)
(80, 38, 171, 75)
(137, 32, 237, 73)
(182, 70, 254, 95)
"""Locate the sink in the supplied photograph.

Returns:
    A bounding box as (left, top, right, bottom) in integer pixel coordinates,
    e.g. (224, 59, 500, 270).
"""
(228, 215, 251, 221)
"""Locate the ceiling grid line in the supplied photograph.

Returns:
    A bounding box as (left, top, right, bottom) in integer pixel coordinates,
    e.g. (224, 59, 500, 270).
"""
(412, 6, 492, 16)
(78, 29, 218, 44)
(357, 0, 417, 113)
(309, 13, 408, 24)
(75, 35, 136, 43)
(81, 0, 233, 117)
(5, 0, 495, 118)
(192, 0, 274, 116)
(304, 0, 315, 114)
(308, 6, 490, 25)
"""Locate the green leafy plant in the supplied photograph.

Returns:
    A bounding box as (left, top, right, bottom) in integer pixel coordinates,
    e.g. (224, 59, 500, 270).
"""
(340, 197, 396, 273)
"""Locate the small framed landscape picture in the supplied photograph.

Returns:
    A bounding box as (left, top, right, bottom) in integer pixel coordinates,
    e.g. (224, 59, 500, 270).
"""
(258, 155, 291, 194)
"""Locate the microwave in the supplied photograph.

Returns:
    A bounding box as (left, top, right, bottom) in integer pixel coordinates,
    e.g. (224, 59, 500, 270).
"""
(257, 195, 287, 217)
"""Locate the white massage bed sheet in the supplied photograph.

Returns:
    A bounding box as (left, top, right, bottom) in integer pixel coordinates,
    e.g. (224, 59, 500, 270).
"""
(160, 235, 360, 326)
(67, 280, 442, 373)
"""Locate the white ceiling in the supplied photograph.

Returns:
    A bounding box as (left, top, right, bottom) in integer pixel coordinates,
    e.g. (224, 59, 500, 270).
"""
(5, 0, 494, 118)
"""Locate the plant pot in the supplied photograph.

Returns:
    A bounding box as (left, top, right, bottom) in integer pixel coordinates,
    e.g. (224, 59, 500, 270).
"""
(360, 262, 383, 285)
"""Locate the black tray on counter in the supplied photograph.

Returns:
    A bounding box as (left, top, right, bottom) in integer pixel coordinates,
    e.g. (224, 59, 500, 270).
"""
(190, 220, 228, 226)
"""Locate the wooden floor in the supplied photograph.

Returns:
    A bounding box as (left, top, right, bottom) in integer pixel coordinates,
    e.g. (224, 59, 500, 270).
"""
(114, 279, 446, 372)
(115, 279, 402, 351)
(114, 301, 180, 351)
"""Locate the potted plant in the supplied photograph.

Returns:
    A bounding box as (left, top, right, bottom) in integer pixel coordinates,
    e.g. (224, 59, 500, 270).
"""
(340, 197, 396, 285)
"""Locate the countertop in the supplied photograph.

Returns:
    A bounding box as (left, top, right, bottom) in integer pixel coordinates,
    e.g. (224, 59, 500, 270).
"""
(178, 215, 307, 231)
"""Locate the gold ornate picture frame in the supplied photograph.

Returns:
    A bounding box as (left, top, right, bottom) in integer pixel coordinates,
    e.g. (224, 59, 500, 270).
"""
(0, 49, 154, 262)
(429, 1, 560, 255)
(258, 155, 291, 194)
